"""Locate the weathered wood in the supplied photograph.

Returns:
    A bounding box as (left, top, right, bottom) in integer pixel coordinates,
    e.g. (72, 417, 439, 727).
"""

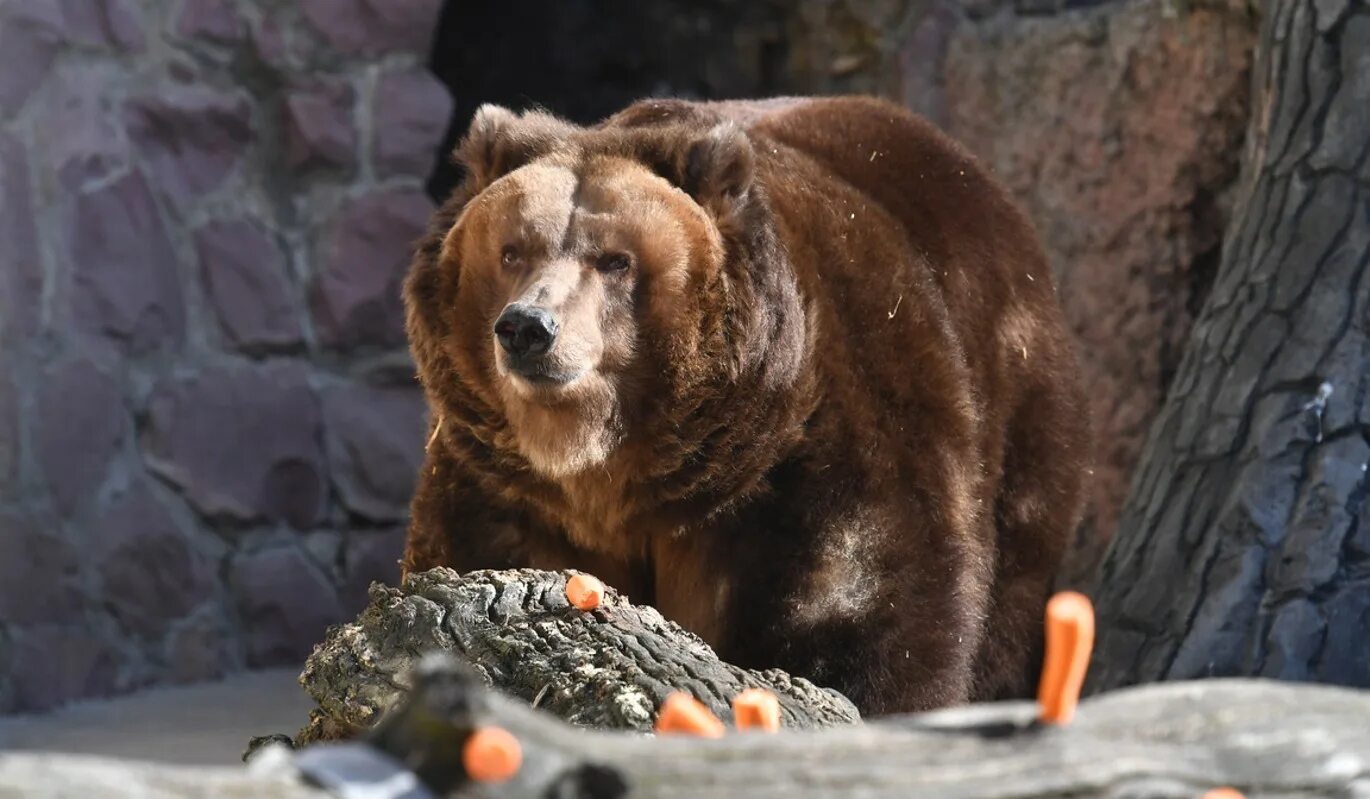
(382, 659, 1370, 799)
(7, 661, 1369, 799)
(1089, 0, 1370, 691)
(294, 569, 859, 744)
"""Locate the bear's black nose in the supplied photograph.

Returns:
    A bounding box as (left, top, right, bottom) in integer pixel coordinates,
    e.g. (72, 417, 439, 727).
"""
(494, 304, 558, 358)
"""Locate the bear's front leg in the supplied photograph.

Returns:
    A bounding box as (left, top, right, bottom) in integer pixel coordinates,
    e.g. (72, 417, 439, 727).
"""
(405, 444, 654, 598)
(775, 530, 993, 714)
(402, 448, 526, 577)
(656, 493, 993, 716)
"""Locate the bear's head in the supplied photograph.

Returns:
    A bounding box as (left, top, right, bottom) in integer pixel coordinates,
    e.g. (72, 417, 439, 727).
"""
(406, 103, 809, 500)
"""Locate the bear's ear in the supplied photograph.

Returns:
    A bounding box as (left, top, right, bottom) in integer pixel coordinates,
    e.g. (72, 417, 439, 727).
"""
(676, 122, 755, 218)
(456, 104, 577, 191)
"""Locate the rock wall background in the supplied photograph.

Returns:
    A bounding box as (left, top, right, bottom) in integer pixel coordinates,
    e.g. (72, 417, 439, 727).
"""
(0, 0, 447, 713)
(0, 0, 1258, 712)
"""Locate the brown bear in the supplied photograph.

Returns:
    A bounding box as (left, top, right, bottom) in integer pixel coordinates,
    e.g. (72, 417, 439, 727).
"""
(400, 96, 1090, 714)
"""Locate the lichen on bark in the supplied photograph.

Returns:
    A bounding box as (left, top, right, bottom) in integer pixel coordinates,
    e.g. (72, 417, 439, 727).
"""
(295, 568, 860, 743)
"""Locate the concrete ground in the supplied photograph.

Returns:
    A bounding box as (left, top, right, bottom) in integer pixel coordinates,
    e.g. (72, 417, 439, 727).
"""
(0, 668, 314, 766)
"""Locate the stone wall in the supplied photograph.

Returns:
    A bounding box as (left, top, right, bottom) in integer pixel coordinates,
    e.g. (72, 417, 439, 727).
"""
(0, 0, 448, 712)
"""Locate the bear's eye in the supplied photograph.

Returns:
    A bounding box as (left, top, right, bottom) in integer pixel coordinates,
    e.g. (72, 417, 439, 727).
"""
(500, 245, 519, 267)
(596, 252, 632, 274)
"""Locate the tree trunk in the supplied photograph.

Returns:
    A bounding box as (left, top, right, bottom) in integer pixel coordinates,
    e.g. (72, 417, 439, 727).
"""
(1089, 0, 1370, 692)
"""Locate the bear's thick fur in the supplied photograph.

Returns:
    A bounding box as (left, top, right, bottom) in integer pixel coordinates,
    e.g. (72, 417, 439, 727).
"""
(401, 96, 1090, 714)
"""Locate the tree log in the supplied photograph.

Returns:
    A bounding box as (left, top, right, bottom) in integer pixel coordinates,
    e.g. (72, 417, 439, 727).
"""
(6, 660, 1369, 798)
(1088, 0, 1370, 692)
(353, 655, 1370, 799)
(294, 568, 859, 743)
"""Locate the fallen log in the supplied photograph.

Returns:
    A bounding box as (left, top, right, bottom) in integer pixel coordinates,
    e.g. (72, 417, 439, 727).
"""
(331, 652, 1370, 798)
(6, 656, 1369, 799)
(294, 568, 860, 743)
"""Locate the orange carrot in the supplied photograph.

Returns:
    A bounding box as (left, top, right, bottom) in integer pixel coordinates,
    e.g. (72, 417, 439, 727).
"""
(654, 692, 726, 738)
(732, 688, 781, 732)
(1036, 590, 1095, 724)
(461, 726, 522, 783)
(565, 573, 605, 611)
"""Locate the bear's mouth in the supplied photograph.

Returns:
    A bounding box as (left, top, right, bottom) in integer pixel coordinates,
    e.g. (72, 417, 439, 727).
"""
(500, 355, 583, 389)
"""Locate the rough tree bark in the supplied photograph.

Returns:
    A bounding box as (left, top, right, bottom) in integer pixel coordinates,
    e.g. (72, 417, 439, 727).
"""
(1089, 0, 1370, 692)
(314, 659, 1370, 799)
(293, 569, 859, 743)
(6, 658, 1370, 798)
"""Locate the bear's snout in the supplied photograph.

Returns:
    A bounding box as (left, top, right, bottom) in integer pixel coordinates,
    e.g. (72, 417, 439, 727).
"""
(494, 304, 559, 360)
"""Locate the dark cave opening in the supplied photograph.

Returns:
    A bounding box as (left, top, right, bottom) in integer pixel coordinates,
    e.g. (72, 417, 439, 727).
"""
(423, 0, 790, 202)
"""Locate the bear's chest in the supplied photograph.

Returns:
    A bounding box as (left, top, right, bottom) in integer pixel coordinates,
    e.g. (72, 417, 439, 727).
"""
(546, 473, 652, 560)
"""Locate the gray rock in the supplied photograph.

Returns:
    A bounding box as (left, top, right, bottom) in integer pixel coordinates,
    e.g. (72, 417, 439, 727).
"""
(321, 382, 425, 522)
(310, 188, 431, 351)
(372, 67, 451, 177)
(167, 611, 239, 685)
(195, 218, 303, 352)
(0, 510, 84, 626)
(6, 626, 119, 713)
(299, 0, 443, 55)
(302, 530, 344, 585)
(282, 79, 357, 171)
(0, 629, 11, 713)
(0, 373, 18, 500)
(68, 172, 185, 352)
(0, 3, 64, 116)
(125, 86, 253, 205)
(230, 545, 343, 667)
(33, 357, 128, 517)
(0, 133, 43, 340)
(174, 0, 245, 44)
(339, 529, 404, 613)
(58, 0, 144, 51)
(97, 482, 214, 639)
(144, 363, 326, 530)
(38, 64, 128, 192)
(248, 13, 291, 70)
